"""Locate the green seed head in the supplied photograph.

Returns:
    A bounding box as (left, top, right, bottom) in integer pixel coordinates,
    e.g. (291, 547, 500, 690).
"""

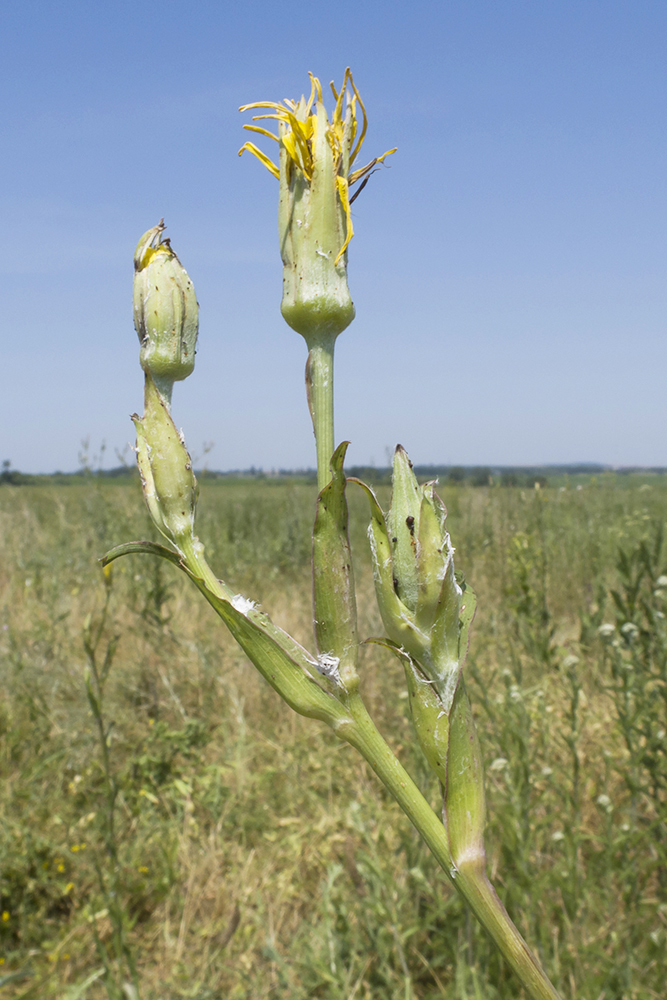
(133, 221, 199, 396)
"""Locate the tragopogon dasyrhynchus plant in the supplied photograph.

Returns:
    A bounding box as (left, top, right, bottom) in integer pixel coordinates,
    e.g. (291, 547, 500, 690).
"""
(103, 70, 562, 1000)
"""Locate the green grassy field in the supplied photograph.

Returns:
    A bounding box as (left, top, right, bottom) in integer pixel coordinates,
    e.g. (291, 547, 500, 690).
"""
(1, 474, 666, 999)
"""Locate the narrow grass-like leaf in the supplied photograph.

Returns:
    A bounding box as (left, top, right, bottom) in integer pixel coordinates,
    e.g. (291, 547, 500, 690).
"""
(101, 540, 183, 569)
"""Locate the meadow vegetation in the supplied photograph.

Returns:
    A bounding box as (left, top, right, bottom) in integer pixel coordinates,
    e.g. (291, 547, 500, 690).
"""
(1, 473, 666, 999)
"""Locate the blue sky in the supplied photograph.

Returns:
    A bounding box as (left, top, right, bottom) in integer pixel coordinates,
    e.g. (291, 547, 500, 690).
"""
(2, 0, 666, 472)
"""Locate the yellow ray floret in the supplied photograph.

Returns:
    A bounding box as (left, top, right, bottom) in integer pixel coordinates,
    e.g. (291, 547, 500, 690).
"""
(239, 69, 395, 256)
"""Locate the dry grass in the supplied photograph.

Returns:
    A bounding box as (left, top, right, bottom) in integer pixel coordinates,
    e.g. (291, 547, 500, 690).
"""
(1, 475, 666, 998)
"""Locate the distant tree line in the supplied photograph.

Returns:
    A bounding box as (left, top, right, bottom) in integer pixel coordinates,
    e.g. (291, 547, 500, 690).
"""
(3, 458, 666, 489)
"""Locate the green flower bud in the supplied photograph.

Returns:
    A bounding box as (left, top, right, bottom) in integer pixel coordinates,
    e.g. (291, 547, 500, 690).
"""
(133, 374, 198, 552)
(277, 98, 355, 343)
(356, 447, 476, 712)
(239, 70, 395, 347)
(133, 221, 199, 399)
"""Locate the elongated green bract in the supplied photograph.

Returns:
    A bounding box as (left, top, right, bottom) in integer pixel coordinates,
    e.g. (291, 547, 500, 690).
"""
(133, 374, 198, 553)
(102, 542, 350, 730)
(312, 442, 359, 691)
(388, 446, 422, 611)
(445, 679, 487, 874)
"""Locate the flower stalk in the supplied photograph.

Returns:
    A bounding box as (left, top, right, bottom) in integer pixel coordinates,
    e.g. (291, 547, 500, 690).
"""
(240, 70, 395, 487)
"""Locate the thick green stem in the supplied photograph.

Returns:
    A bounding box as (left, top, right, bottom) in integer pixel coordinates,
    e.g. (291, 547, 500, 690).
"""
(305, 333, 336, 492)
(341, 694, 562, 1000)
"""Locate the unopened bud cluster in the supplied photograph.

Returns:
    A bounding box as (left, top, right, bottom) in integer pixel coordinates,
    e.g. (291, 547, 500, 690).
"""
(359, 446, 486, 871)
(362, 446, 472, 712)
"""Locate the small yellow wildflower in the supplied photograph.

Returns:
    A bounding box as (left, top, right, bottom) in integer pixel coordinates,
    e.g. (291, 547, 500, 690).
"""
(65, 882, 75, 894)
(240, 70, 395, 346)
(137, 866, 149, 874)
(1, 912, 9, 922)
(240, 69, 395, 265)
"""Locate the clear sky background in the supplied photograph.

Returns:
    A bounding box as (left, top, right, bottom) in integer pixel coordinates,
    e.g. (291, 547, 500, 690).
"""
(2, 0, 666, 473)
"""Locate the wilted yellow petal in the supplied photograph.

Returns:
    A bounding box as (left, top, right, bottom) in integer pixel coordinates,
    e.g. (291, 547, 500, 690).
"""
(334, 176, 353, 265)
(238, 142, 280, 179)
(242, 124, 280, 143)
(240, 70, 394, 260)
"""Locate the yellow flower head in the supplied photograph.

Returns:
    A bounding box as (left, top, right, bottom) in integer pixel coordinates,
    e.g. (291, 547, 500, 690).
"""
(239, 69, 395, 265)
